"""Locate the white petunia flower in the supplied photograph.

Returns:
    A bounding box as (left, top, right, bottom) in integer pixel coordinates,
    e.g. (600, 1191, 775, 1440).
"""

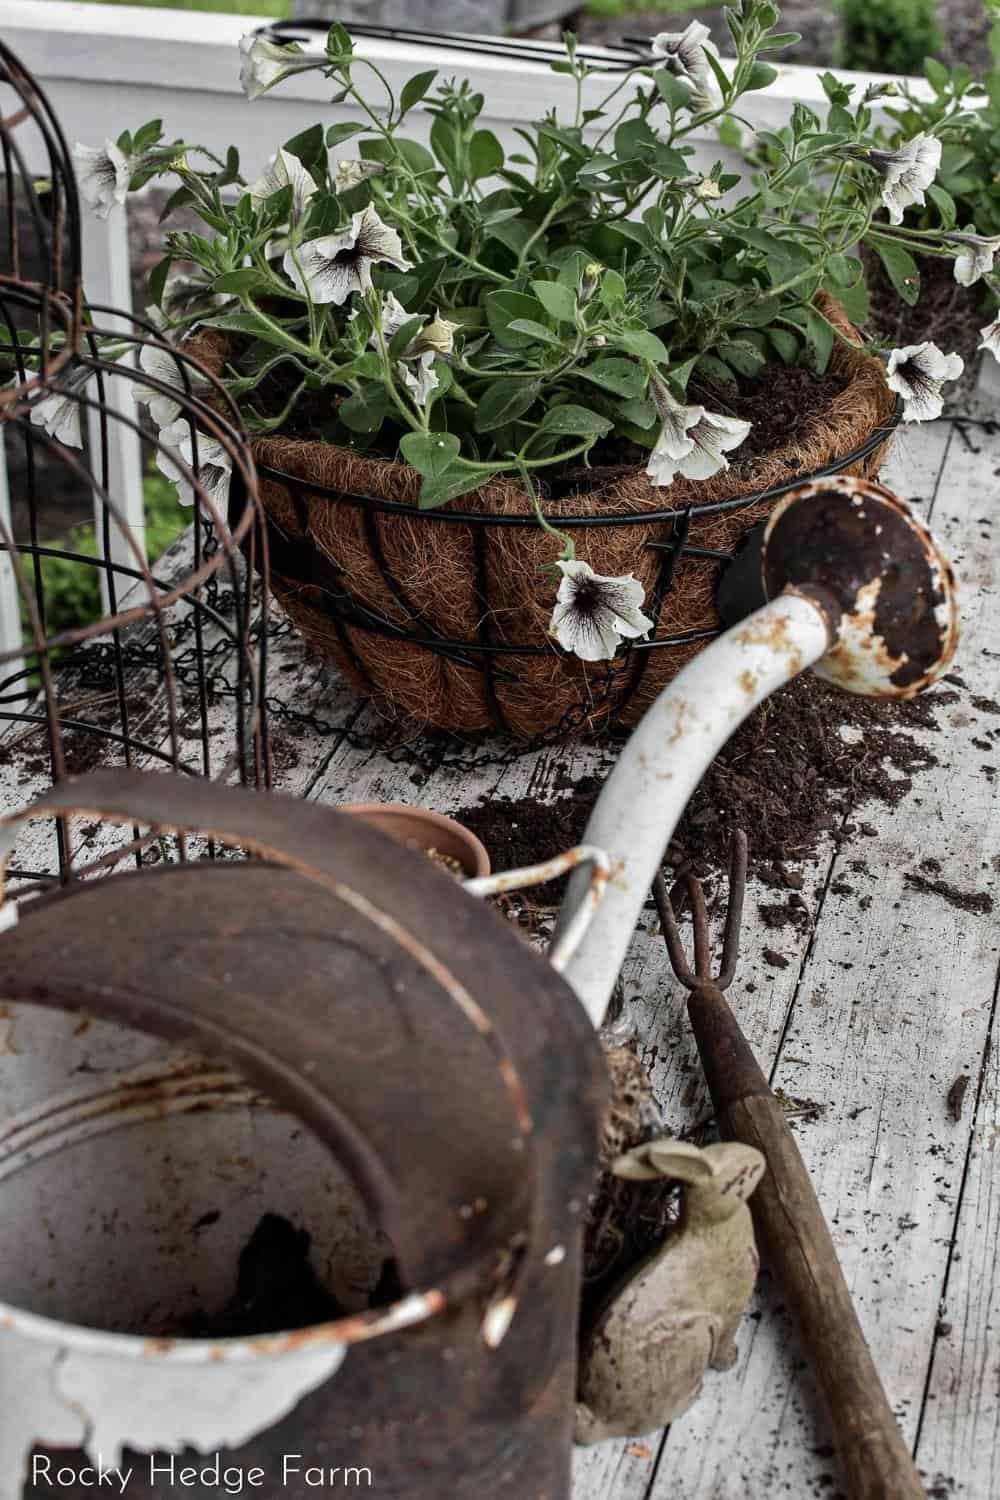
(132, 342, 207, 429)
(374, 290, 411, 344)
(283, 206, 410, 305)
(334, 158, 385, 193)
(944, 232, 1000, 288)
(73, 140, 132, 220)
(979, 315, 1000, 362)
(887, 342, 964, 422)
(866, 133, 941, 226)
(549, 561, 654, 663)
(650, 21, 719, 110)
(646, 378, 751, 485)
(238, 34, 323, 101)
(29, 386, 85, 448)
(156, 420, 232, 508)
(249, 148, 316, 218)
(398, 352, 439, 409)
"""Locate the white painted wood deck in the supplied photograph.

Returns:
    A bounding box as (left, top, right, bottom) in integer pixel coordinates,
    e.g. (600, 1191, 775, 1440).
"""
(2, 410, 998, 1499)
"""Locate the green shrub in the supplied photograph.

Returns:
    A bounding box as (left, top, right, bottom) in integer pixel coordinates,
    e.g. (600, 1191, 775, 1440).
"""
(21, 468, 188, 642)
(836, 0, 942, 77)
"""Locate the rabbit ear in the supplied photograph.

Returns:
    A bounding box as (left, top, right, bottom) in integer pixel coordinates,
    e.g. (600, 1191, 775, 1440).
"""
(701, 1143, 766, 1202)
(614, 1138, 716, 1184)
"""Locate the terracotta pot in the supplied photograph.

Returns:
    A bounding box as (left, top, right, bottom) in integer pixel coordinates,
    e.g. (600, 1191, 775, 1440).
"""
(337, 801, 491, 878)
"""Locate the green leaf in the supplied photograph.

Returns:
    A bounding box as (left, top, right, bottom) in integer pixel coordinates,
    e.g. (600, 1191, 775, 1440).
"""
(576, 358, 646, 398)
(825, 253, 863, 288)
(927, 184, 957, 229)
(654, 69, 693, 114)
(326, 122, 364, 148)
(615, 328, 671, 364)
(757, 30, 802, 50)
(388, 316, 424, 358)
(924, 57, 950, 92)
(695, 353, 738, 391)
(767, 327, 799, 365)
(507, 319, 565, 347)
(475, 378, 542, 432)
(148, 255, 172, 309)
(339, 388, 390, 433)
(485, 289, 547, 348)
(361, 136, 436, 177)
(400, 431, 461, 479)
(803, 306, 834, 374)
(212, 268, 272, 295)
(538, 404, 612, 438)
(430, 114, 463, 193)
(469, 130, 504, 182)
(718, 117, 743, 149)
(159, 184, 196, 222)
(744, 62, 779, 92)
(720, 339, 765, 378)
(530, 278, 577, 323)
(419, 458, 498, 509)
(832, 275, 870, 327)
(871, 237, 920, 306)
(283, 124, 325, 171)
(206, 310, 307, 356)
(599, 268, 627, 313)
(400, 69, 438, 115)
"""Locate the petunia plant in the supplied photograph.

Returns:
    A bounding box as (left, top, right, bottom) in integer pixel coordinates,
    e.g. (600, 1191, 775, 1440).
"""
(865, 2, 1000, 368)
(59, 3, 988, 658)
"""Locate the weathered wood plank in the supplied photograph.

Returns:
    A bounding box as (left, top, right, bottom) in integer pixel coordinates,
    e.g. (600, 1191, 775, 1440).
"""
(641, 420, 1000, 1500)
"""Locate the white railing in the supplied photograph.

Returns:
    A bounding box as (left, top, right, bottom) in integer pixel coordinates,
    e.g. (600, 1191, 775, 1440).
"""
(0, 1, 945, 667)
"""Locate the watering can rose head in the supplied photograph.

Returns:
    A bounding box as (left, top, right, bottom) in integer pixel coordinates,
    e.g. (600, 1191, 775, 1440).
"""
(52, 4, 993, 658)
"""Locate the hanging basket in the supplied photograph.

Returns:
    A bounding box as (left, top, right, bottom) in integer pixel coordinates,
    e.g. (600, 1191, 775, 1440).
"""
(208, 295, 898, 739)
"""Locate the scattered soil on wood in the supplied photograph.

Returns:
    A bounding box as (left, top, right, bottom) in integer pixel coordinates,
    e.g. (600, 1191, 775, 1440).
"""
(904, 870, 995, 915)
(456, 672, 949, 889)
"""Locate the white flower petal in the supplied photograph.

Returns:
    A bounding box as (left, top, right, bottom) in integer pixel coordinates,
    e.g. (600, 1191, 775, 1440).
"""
(29, 389, 84, 448)
(249, 148, 316, 218)
(650, 20, 719, 109)
(238, 35, 319, 100)
(398, 351, 439, 408)
(353, 205, 411, 272)
(133, 342, 203, 429)
(284, 208, 409, 306)
(979, 316, 1000, 362)
(73, 140, 131, 220)
(869, 133, 941, 226)
(678, 410, 751, 480)
(887, 341, 964, 422)
(548, 561, 653, 662)
(946, 233, 1000, 288)
(156, 420, 232, 508)
(376, 290, 411, 344)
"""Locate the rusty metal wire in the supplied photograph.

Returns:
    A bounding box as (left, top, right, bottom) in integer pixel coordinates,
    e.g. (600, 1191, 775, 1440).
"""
(0, 46, 270, 891)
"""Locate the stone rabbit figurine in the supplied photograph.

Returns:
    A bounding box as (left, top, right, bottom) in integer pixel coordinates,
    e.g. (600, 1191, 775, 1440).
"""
(575, 1138, 765, 1444)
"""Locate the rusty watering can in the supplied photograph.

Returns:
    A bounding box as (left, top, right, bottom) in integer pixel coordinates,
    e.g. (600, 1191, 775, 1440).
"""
(0, 477, 958, 1499)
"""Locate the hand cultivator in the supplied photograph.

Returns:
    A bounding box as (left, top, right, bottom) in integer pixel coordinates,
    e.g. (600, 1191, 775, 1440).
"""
(0, 475, 958, 1500)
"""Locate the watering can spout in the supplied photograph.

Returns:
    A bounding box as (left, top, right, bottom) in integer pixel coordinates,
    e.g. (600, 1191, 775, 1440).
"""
(558, 476, 960, 1029)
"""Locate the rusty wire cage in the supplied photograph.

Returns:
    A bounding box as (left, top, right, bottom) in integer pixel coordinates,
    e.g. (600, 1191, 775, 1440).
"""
(0, 41, 270, 893)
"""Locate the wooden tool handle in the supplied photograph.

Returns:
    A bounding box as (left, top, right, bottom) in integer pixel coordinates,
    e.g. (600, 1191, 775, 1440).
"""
(688, 989, 926, 1500)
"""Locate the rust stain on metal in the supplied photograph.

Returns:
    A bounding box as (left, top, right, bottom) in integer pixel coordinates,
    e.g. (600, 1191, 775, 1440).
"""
(763, 476, 959, 697)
